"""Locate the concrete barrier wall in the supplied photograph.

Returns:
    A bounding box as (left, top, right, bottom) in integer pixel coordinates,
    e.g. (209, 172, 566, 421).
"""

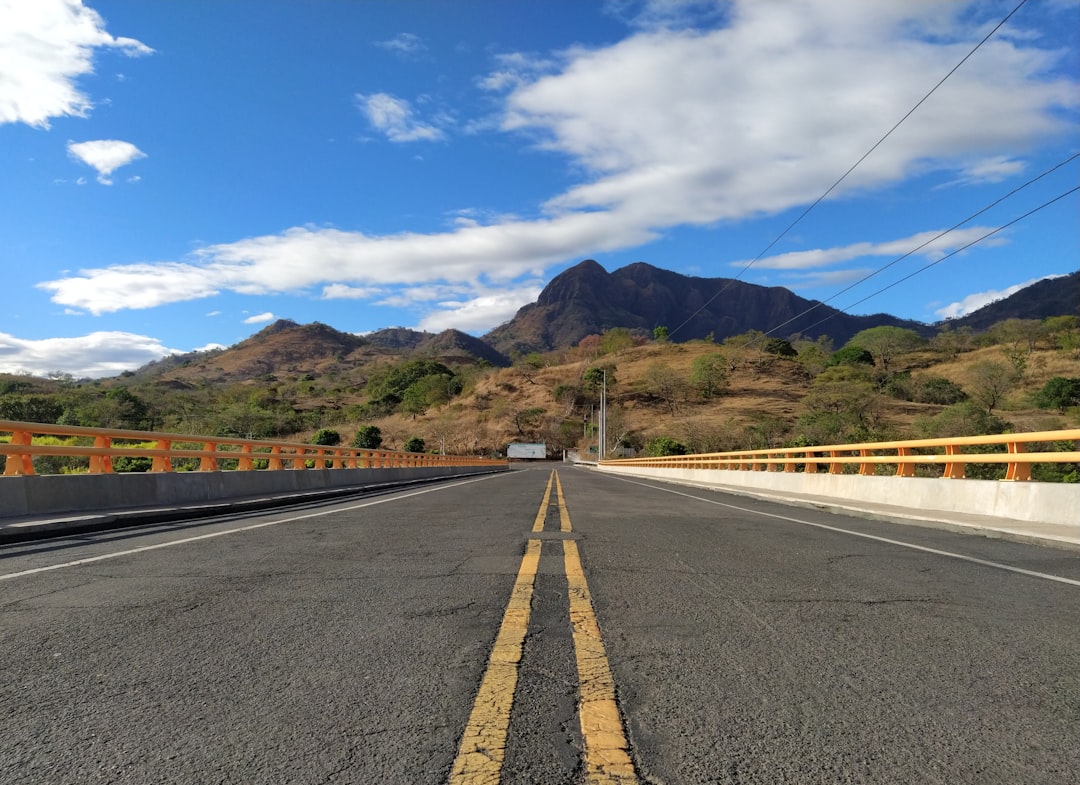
(597, 465, 1078, 527)
(0, 465, 507, 519)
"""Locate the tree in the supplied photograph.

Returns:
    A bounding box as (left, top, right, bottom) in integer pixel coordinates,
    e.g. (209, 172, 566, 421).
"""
(690, 353, 729, 399)
(644, 436, 688, 456)
(762, 338, 797, 357)
(512, 407, 546, 438)
(827, 345, 874, 368)
(311, 428, 340, 446)
(797, 365, 881, 444)
(792, 335, 833, 377)
(967, 360, 1016, 413)
(352, 425, 382, 449)
(652, 325, 669, 342)
(599, 327, 634, 355)
(932, 324, 975, 359)
(1035, 377, 1080, 413)
(915, 376, 967, 405)
(915, 401, 1008, 439)
(641, 362, 689, 414)
(404, 436, 426, 453)
(845, 326, 923, 373)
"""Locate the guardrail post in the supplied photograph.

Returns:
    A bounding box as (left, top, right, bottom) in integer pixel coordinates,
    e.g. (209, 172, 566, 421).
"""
(943, 445, 965, 479)
(152, 439, 173, 472)
(1003, 441, 1031, 481)
(895, 447, 916, 477)
(237, 444, 253, 471)
(859, 449, 874, 476)
(89, 436, 113, 474)
(269, 446, 283, 471)
(804, 451, 818, 475)
(3, 429, 34, 476)
(829, 450, 843, 474)
(199, 442, 218, 471)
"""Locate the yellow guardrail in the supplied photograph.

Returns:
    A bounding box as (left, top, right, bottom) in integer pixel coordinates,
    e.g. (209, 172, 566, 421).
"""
(601, 429, 1080, 481)
(0, 420, 504, 477)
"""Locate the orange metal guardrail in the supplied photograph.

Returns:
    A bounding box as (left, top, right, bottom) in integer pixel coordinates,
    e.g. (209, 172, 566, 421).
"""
(0, 420, 505, 477)
(601, 429, 1080, 481)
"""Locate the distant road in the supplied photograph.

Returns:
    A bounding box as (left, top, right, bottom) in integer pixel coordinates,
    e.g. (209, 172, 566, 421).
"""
(2, 466, 1078, 784)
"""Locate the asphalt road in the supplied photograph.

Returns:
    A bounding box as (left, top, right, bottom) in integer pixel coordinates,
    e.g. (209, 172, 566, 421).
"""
(2, 465, 1077, 784)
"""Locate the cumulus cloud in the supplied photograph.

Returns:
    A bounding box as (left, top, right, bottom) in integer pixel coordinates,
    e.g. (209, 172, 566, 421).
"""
(935, 275, 1064, 319)
(34, 0, 1079, 335)
(0, 0, 152, 128)
(67, 139, 146, 184)
(356, 92, 445, 142)
(39, 214, 654, 315)
(0, 331, 180, 379)
(242, 312, 275, 325)
(416, 285, 545, 334)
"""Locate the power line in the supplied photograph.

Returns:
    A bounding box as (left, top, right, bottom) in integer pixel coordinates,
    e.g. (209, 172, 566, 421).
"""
(757, 151, 1080, 340)
(668, 0, 1031, 340)
(792, 184, 1080, 340)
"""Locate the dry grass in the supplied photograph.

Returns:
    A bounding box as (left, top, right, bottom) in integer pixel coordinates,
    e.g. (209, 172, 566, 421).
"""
(326, 341, 1078, 454)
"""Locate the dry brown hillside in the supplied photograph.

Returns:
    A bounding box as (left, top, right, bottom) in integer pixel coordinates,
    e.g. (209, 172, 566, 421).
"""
(316, 337, 1079, 456)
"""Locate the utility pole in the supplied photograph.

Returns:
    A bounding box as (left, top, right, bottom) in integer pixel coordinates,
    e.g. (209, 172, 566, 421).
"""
(599, 369, 607, 461)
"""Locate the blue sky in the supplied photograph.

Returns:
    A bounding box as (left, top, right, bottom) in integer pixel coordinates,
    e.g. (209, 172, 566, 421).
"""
(1, 0, 1077, 378)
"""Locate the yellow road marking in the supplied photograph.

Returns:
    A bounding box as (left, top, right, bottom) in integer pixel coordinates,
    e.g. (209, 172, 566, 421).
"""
(449, 470, 638, 784)
(554, 470, 572, 533)
(449, 538, 542, 784)
(558, 473, 639, 785)
(531, 470, 554, 532)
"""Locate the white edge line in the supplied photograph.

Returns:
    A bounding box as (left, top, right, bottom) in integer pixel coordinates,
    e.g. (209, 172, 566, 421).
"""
(1, 474, 506, 582)
(608, 476, 1080, 588)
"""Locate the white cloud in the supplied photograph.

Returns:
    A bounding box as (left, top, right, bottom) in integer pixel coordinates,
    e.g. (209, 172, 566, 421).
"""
(320, 284, 384, 300)
(242, 312, 275, 325)
(0, 0, 152, 128)
(742, 227, 1005, 271)
(416, 285, 545, 334)
(356, 92, 445, 142)
(67, 139, 146, 184)
(374, 32, 426, 57)
(0, 330, 179, 379)
(511, 3, 1075, 225)
(38, 214, 654, 317)
(781, 268, 876, 288)
(34, 1, 1079, 335)
(935, 275, 1064, 320)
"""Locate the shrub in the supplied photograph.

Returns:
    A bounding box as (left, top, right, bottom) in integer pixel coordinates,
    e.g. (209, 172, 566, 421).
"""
(1034, 377, 1080, 413)
(311, 428, 341, 446)
(644, 436, 689, 456)
(916, 376, 967, 405)
(353, 425, 382, 449)
(404, 436, 426, 453)
(113, 455, 153, 473)
(828, 345, 874, 367)
(762, 338, 797, 357)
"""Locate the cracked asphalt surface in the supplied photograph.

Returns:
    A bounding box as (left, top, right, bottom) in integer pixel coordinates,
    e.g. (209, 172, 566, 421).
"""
(2, 466, 1078, 784)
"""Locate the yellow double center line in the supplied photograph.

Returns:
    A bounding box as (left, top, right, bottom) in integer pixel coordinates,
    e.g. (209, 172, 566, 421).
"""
(449, 470, 638, 785)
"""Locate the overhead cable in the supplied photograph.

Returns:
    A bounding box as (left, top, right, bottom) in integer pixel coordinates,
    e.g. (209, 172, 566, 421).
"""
(792, 184, 1080, 340)
(757, 151, 1080, 340)
(668, 0, 1031, 339)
